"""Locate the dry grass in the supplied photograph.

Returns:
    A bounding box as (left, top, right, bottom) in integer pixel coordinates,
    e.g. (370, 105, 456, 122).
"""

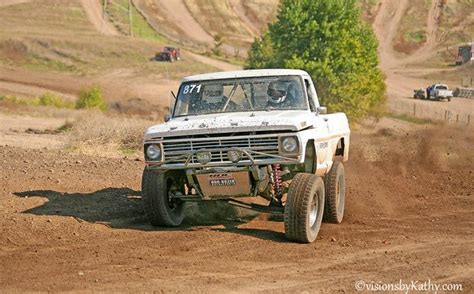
(241, 0, 279, 31)
(66, 112, 152, 157)
(423, 62, 474, 85)
(184, 0, 255, 44)
(0, 98, 153, 158)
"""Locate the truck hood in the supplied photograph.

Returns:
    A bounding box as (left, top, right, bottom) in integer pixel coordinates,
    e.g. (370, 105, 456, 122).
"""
(145, 111, 315, 139)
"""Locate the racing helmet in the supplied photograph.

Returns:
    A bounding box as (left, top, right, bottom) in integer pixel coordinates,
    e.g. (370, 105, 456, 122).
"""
(203, 83, 224, 102)
(267, 80, 288, 104)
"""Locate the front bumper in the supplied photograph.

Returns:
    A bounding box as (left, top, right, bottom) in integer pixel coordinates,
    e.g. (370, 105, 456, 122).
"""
(145, 147, 301, 170)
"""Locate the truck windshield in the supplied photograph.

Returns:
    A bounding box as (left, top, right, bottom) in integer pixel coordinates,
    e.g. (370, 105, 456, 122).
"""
(173, 76, 308, 117)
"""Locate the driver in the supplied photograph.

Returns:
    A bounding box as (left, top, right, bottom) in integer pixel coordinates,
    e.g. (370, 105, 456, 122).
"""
(202, 84, 227, 112)
(267, 80, 297, 108)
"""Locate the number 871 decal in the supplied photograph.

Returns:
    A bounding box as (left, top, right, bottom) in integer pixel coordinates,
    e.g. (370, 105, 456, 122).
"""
(183, 84, 202, 95)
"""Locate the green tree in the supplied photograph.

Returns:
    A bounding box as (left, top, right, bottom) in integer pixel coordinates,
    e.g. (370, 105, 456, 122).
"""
(246, 0, 385, 120)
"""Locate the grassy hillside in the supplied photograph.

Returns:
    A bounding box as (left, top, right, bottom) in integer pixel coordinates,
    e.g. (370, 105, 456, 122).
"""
(438, 0, 474, 46)
(132, 0, 472, 61)
(1, 1, 215, 77)
(393, 0, 474, 55)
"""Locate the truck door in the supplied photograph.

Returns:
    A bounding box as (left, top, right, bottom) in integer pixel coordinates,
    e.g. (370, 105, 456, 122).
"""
(304, 78, 330, 164)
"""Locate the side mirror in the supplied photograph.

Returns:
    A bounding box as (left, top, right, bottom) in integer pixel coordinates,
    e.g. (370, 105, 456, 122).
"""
(164, 114, 171, 122)
(317, 106, 327, 114)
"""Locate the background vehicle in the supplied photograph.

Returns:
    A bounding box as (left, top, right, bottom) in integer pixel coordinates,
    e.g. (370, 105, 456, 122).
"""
(413, 89, 426, 99)
(153, 46, 181, 62)
(141, 69, 351, 243)
(427, 84, 453, 101)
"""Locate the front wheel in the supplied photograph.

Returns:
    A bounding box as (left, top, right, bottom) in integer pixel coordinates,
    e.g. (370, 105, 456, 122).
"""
(141, 169, 185, 227)
(284, 173, 325, 243)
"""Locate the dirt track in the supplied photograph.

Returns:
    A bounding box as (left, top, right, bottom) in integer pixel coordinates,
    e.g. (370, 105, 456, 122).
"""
(1, 120, 472, 292)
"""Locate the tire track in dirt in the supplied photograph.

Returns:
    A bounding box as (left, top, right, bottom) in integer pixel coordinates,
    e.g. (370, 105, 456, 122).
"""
(155, 0, 214, 46)
(0, 0, 30, 7)
(0, 79, 76, 101)
(185, 51, 241, 71)
(80, 0, 119, 36)
(228, 0, 260, 36)
(0, 68, 82, 98)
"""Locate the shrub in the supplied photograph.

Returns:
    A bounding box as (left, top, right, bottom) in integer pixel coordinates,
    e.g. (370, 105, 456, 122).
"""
(212, 33, 225, 56)
(38, 92, 74, 108)
(246, 0, 386, 121)
(0, 95, 24, 104)
(76, 85, 108, 111)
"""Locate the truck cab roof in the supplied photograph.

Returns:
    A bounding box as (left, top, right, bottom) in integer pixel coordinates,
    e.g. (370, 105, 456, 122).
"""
(181, 69, 311, 83)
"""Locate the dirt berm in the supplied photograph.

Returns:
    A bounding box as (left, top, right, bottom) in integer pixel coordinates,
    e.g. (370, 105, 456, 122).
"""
(0, 121, 472, 292)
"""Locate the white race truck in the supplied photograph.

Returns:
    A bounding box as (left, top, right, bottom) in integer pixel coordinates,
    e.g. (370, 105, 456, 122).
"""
(142, 69, 350, 243)
(427, 84, 453, 101)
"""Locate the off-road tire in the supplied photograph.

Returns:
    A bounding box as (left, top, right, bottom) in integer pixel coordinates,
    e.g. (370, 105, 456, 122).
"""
(323, 161, 346, 224)
(284, 173, 325, 243)
(141, 169, 185, 227)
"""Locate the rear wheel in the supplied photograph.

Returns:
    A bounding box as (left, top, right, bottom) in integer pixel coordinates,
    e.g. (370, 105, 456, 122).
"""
(141, 169, 185, 227)
(284, 173, 325, 243)
(323, 161, 346, 223)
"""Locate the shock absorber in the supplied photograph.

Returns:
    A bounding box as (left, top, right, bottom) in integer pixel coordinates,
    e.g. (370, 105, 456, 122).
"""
(272, 164, 283, 203)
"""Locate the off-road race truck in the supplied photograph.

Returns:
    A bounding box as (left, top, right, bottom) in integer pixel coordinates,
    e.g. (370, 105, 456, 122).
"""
(152, 46, 181, 62)
(142, 69, 350, 243)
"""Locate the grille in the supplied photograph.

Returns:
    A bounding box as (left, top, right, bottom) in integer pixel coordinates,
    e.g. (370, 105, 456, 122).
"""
(163, 136, 279, 164)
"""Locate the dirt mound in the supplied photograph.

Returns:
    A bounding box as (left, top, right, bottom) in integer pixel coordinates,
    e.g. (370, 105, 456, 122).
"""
(0, 39, 28, 62)
(110, 97, 166, 118)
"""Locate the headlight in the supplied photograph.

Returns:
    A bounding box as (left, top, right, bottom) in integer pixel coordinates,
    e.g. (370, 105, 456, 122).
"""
(281, 137, 298, 153)
(196, 151, 212, 164)
(227, 150, 242, 163)
(146, 144, 161, 160)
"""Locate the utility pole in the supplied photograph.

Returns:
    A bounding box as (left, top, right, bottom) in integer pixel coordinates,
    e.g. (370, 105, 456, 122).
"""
(469, 35, 473, 65)
(129, 0, 133, 37)
(101, 0, 108, 34)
